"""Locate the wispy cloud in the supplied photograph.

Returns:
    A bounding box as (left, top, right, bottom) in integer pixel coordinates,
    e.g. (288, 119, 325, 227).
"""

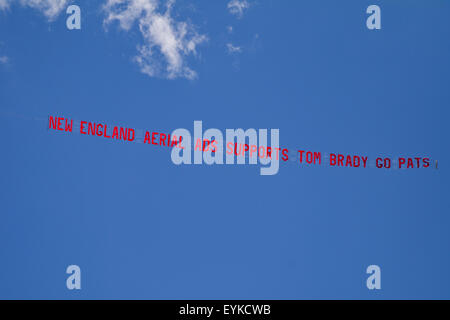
(226, 43, 241, 54)
(103, 0, 207, 80)
(0, 55, 9, 64)
(0, 0, 10, 10)
(227, 0, 249, 19)
(0, 0, 71, 20)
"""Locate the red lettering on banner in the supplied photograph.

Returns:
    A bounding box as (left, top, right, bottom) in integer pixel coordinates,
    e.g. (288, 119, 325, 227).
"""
(399, 157, 430, 169)
(226, 142, 233, 154)
(112, 126, 119, 139)
(330, 154, 368, 168)
(314, 152, 321, 164)
(298, 150, 305, 163)
(250, 145, 257, 157)
(282, 149, 289, 161)
(160, 133, 166, 146)
(49, 117, 73, 133)
(96, 124, 103, 136)
(330, 153, 336, 166)
(144, 131, 151, 144)
(128, 129, 135, 141)
(104, 125, 111, 138)
(337, 154, 344, 166)
(210, 140, 217, 152)
(57, 117, 63, 131)
(203, 139, 210, 151)
(120, 128, 127, 141)
(195, 138, 202, 151)
(361, 157, 368, 168)
(65, 119, 73, 132)
(376, 158, 383, 168)
(152, 132, 158, 145)
(407, 158, 414, 168)
(170, 135, 178, 147)
(47, 116, 436, 171)
(258, 146, 266, 159)
(80, 121, 87, 134)
(49, 116, 57, 130)
(88, 122, 96, 136)
(179, 136, 184, 149)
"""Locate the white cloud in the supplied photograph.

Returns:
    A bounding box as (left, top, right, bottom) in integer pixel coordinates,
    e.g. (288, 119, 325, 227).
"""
(0, 0, 70, 20)
(227, 0, 249, 18)
(226, 43, 241, 54)
(0, 55, 9, 64)
(103, 0, 207, 80)
(0, 0, 11, 10)
(21, 0, 70, 20)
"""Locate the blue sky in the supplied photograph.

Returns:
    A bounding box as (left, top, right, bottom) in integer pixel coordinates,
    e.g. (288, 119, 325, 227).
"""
(0, 0, 449, 299)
